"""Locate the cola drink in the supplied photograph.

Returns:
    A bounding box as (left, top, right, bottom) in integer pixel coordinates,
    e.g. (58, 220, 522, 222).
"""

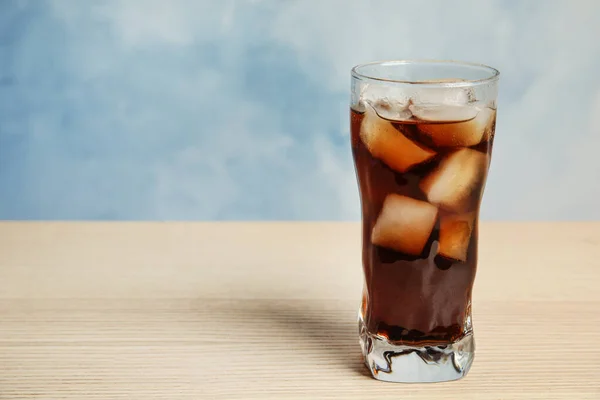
(352, 101, 495, 346)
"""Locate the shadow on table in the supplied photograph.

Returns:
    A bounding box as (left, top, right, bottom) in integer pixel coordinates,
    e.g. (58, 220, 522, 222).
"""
(234, 299, 371, 379)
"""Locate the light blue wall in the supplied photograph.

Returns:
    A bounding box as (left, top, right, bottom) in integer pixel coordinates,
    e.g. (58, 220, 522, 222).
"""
(1, 0, 599, 220)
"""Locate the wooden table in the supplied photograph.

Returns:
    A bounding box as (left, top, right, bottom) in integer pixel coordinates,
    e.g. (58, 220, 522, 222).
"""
(0, 222, 598, 399)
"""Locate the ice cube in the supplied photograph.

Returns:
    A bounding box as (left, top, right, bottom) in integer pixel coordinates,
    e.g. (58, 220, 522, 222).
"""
(371, 194, 438, 256)
(360, 107, 436, 173)
(413, 85, 471, 106)
(409, 104, 478, 123)
(419, 148, 488, 212)
(438, 212, 475, 261)
(360, 84, 410, 113)
(414, 107, 496, 147)
(351, 99, 366, 113)
(370, 99, 412, 121)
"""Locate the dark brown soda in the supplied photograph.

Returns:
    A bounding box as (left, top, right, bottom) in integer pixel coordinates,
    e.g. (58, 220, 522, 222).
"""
(351, 107, 495, 346)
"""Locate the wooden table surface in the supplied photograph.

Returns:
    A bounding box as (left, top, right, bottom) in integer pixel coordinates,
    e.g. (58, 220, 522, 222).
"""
(0, 222, 598, 399)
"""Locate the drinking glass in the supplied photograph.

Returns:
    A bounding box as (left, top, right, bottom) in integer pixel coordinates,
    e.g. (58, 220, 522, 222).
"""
(350, 60, 499, 382)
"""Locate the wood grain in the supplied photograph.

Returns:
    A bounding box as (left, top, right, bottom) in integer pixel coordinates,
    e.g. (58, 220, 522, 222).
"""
(0, 222, 599, 399)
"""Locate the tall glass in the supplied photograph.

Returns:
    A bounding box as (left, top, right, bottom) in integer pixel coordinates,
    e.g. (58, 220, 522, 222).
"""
(350, 60, 499, 383)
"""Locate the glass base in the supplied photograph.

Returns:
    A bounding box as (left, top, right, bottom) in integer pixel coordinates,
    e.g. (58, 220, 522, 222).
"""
(358, 315, 475, 383)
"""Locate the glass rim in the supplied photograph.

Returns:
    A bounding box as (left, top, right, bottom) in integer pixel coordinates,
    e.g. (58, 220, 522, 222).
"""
(351, 59, 500, 87)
